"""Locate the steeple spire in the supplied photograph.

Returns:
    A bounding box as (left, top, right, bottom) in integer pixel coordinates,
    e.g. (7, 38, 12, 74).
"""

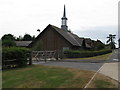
(63, 5, 66, 18)
(61, 5, 68, 31)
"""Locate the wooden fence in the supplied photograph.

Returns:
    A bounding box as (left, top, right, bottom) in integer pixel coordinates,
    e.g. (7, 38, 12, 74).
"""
(31, 50, 62, 62)
(32, 50, 59, 62)
(2, 50, 63, 69)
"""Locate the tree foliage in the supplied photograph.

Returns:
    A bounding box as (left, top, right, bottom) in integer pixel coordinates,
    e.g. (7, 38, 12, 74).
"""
(1, 34, 16, 47)
(23, 34, 32, 41)
(95, 40, 105, 50)
(17, 34, 35, 41)
(106, 34, 116, 49)
(16, 36, 23, 41)
(96, 43, 105, 50)
(1, 34, 15, 41)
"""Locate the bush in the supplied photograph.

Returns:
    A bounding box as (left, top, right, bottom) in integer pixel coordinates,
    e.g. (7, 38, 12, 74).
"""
(2, 47, 31, 69)
(96, 43, 105, 50)
(2, 39, 16, 47)
(64, 49, 112, 58)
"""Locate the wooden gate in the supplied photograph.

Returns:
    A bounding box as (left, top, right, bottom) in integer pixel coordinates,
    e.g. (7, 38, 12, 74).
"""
(32, 51, 58, 62)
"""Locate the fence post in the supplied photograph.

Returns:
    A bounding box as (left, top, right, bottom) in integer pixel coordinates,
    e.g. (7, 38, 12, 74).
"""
(29, 52, 32, 65)
(44, 51, 47, 62)
(60, 50, 64, 59)
(55, 50, 58, 60)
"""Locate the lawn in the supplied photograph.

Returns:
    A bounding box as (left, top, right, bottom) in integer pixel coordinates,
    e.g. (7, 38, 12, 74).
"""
(2, 64, 118, 88)
(2, 65, 95, 88)
(65, 53, 112, 60)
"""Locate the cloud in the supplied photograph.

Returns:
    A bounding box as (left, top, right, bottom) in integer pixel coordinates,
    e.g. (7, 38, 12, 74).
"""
(0, 0, 118, 43)
(74, 26, 118, 44)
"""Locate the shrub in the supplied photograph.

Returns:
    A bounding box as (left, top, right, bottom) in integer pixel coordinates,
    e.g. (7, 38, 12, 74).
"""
(2, 39, 16, 47)
(64, 49, 112, 58)
(96, 43, 105, 50)
(2, 47, 31, 69)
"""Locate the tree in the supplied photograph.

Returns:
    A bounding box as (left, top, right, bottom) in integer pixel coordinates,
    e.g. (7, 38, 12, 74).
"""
(1, 34, 15, 41)
(106, 34, 116, 49)
(96, 43, 105, 50)
(16, 36, 23, 41)
(95, 40, 105, 50)
(23, 34, 32, 41)
(1, 34, 16, 47)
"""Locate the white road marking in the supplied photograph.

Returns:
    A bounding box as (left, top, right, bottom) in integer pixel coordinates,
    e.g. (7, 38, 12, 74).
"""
(113, 59, 118, 61)
(83, 64, 104, 89)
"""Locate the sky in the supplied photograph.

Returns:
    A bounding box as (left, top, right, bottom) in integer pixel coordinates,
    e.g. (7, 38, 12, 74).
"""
(0, 0, 119, 46)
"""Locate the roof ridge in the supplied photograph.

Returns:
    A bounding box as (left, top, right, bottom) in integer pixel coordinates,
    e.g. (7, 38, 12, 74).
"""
(51, 25, 81, 46)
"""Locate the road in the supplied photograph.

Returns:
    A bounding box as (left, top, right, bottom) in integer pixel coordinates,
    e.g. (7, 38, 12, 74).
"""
(33, 49, 119, 72)
(34, 61, 103, 71)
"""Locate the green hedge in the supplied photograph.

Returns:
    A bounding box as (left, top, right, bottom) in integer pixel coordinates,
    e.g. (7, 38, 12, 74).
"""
(64, 49, 112, 58)
(2, 47, 31, 69)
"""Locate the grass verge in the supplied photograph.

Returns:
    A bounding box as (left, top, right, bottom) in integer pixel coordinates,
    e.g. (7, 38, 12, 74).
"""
(2, 65, 94, 88)
(2, 65, 118, 88)
(65, 53, 112, 60)
(87, 73, 118, 88)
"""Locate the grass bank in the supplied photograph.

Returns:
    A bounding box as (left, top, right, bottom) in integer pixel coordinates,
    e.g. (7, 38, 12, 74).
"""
(65, 53, 112, 60)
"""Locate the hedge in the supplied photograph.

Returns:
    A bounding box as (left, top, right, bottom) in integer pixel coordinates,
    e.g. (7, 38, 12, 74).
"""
(64, 49, 112, 58)
(2, 47, 31, 69)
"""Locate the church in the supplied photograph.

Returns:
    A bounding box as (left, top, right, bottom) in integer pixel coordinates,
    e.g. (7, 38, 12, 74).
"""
(28, 5, 103, 51)
(17, 5, 104, 51)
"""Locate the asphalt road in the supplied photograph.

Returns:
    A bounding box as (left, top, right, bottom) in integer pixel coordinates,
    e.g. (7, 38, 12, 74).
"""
(33, 49, 119, 72)
(108, 49, 119, 62)
(34, 61, 103, 71)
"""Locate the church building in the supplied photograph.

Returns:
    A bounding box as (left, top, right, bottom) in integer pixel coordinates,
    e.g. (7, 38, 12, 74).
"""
(29, 5, 101, 51)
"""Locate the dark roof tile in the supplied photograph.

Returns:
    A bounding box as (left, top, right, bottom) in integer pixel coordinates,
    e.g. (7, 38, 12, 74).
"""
(51, 25, 81, 46)
(15, 41, 32, 47)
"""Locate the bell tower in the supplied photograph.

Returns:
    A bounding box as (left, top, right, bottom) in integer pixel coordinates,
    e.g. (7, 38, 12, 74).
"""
(61, 5, 68, 31)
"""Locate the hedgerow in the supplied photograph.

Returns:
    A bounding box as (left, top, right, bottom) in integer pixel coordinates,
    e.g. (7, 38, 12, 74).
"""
(2, 47, 31, 69)
(64, 49, 112, 58)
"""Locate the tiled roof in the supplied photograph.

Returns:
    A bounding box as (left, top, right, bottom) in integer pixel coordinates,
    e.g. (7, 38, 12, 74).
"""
(15, 41, 32, 47)
(70, 33, 84, 45)
(51, 25, 82, 46)
(29, 24, 85, 47)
